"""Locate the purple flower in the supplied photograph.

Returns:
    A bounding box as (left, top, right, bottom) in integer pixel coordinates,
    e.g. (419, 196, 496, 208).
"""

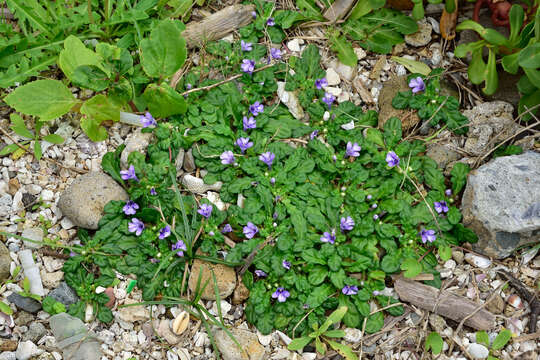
(322, 93, 335, 109)
(120, 165, 138, 181)
(140, 112, 156, 128)
(310, 130, 318, 140)
(128, 218, 145, 236)
(419, 229, 437, 243)
(243, 222, 259, 239)
(222, 224, 233, 233)
(340, 216, 355, 232)
(172, 239, 187, 257)
(243, 116, 256, 131)
(434, 201, 449, 214)
(236, 137, 253, 153)
(270, 48, 281, 59)
(386, 151, 400, 167)
(366, 195, 372, 200)
(123, 200, 139, 215)
(251, 11, 257, 18)
(346, 142, 361, 158)
(282, 260, 291, 270)
(198, 204, 213, 219)
(150, 188, 157, 196)
(373, 214, 379, 220)
(220, 150, 235, 165)
(69, 251, 76, 257)
(272, 287, 290, 302)
(259, 152, 275, 169)
(266, 17, 275, 26)
(249, 101, 264, 116)
(270, 177, 276, 185)
(241, 59, 255, 74)
(255, 270, 267, 277)
(241, 40, 252, 52)
(445, 189, 452, 196)
(209, 231, 215, 236)
(342, 285, 358, 295)
(372, 290, 380, 296)
(409, 77, 425, 93)
(320, 229, 336, 244)
(150, 258, 159, 263)
(159, 225, 171, 239)
(371, 203, 378, 209)
(186, 83, 192, 90)
(315, 78, 328, 90)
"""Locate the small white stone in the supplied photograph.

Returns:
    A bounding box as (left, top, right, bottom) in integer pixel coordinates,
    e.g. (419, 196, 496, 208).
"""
(167, 350, 179, 360)
(287, 39, 301, 52)
(324, 86, 342, 97)
(465, 254, 492, 268)
(341, 120, 355, 131)
(220, 34, 234, 43)
(444, 259, 456, 270)
(334, 62, 355, 81)
(15, 341, 43, 360)
(302, 353, 317, 360)
(323, 111, 330, 121)
(354, 47, 367, 60)
(344, 328, 362, 343)
(41, 189, 54, 202)
(276, 330, 292, 345)
(467, 343, 489, 359)
(396, 65, 407, 76)
(60, 217, 75, 230)
(325, 68, 341, 86)
(257, 331, 273, 346)
(95, 286, 107, 294)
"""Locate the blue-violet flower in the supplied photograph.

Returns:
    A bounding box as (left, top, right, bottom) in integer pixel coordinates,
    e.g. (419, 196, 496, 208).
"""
(386, 151, 400, 167)
(128, 218, 144, 236)
(434, 201, 449, 214)
(342, 285, 358, 295)
(198, 204, 213, 218)
(241, 59, 255, 74)
(241, 40, 252, 52)
(272, 287, 290, 302)
(236, 137, 253, 153)
(243, 116, 256, 131)
(409, 77, 425, 93)
(259, 152, 275, 169)
(420, 229, 436, 243)
(340, 216, 355, 231)
(120, 165, 138, 181)
(123, 200, 139, 215)
(243, 222, 259, 239)
(346, 142, 361, 157)
(159, 225, 171, 239)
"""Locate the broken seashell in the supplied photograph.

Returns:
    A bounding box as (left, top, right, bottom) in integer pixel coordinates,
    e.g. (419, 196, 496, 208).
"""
(507, 294, 523, 309)
(465, 253, 492, 269)
(171, 311, 190, 335)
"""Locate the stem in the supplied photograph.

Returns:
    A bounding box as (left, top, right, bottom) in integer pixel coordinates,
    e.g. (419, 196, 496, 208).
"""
(87, 0, 94, 23)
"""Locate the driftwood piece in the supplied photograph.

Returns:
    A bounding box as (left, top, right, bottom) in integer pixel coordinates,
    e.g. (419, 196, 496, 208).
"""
(323, 0, 356, 22)
(183, 4, 256, 48)
(394, 277, 496, 330)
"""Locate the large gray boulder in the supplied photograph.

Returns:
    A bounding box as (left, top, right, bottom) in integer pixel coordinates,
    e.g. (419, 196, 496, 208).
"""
(462, 152, 540, 259)
(58, 172, 128, 229)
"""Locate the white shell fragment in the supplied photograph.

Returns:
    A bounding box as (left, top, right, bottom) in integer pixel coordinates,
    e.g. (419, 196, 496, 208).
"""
(465, 253, 492, 269)
(181, 174, 222, 194)
(171, 311, 190, 335)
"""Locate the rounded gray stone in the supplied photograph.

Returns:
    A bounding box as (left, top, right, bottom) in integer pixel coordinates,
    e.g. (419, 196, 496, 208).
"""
(0, 241, 10, 283)
(58, 172, 128, 229)
(462, 151, 540, 259)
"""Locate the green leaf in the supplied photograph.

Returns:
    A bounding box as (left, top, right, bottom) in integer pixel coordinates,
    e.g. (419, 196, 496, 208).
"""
(6, 0, 54, 37)
(509, 5, 525, 44)
(475, 331, 490, 347)
(34, 141, 42, 161)
(0, 301, 13, 315)
(288, 336, 312, 351)
(492, 329, 512, 350)
(10, 113, 33, 139)
(502, 52, 520, 75)
(425, 331, 443, 354)
(97, 307, 114, 323)
(59, 36, 107, 82)
(365, 128, 385, 148)
(0, 144, 19, 156)
(365, 311, 384, 333)
(326, 339, 359, 360)
(42, 296, 66, 315)
(101, 145, 125, 185)
(383, 117, 402, 148)
(324, 329, 346, 338)
(401, 258, 422, 278)
(4, 80, 78, 121)
(518, 43, 540, 69)
(80, 94, 121, 141)
(391, 56, 431, 76)
(329, 35, 357, 67)
(439, 245, 452, 261)
(483, 49, 498, 95)
(320, 306, 348, 333)
(469, 49, 487, 85)
(143, 83, 187, 118)
(140, 19, 187, 78)
(450, 162, 470, 194)
(42, 134, 65, 144)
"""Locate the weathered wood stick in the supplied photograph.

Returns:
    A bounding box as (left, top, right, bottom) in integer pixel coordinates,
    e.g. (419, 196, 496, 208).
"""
(323, 0, 356, 22)
(183, 4, 256, 48)
(394, 277, 496, 330)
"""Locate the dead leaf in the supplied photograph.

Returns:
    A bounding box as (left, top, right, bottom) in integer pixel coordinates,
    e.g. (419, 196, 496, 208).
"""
(440, 0, 459, 40)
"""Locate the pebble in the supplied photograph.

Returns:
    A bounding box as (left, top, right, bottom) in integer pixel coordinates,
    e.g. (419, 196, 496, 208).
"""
(257, 331, 273, 346)
(22, 322, 47, 342)
(354, 47, 366, 60)
(452, 250, 465, 264)
(0, 242, 11, 283)
(120, 129, 154, 168)
(116, 298, 150, 323)
(325, 68, 340, 86)
(7, 292, 42, 313)
(344, 328, 362, 342)
(188, 258, 236, 300)
(48, 282, 79, 307)
(41, 270, 64, 288)
(467, 343, 489, 359)
(405, 19, 432, 47)
(183, 149, 196, 172)
(287, 39, 302, 52)
(15, 341, 43, 360)
(41, 189, 54, 202)
(465, 254, 492, 269)
(21, 227, 43, 249)
(214, 328, 265, 360)
(444, 260, 456, 270)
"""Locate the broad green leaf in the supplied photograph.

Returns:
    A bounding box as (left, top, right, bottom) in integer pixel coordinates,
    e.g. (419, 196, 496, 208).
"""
(0, 301, 13, 315)
(59, 36, 107, 81)
(468, 49, 487, 85)
(509, 5, 524, 44)
(324, 329, 346, 338)
(140, 19, 187, 78)
(42, 134, 64, 144)
(383, 117, 402, 148)
(518, 89, 540, 122)
(4, 80, 78, 121)
(401, 258, 422, 278)
(327, 339, 359, 360)
(320, 306, 348, 333)
(475, 331, 490, 347)
(288, 336, 312, 351)
(450, 162, 470, 194)
(329, 35, 357, 67)
(34, 141, 42, 161)
(349, 0, 375, 20)
(6, 0, 53, 37)
(143, 83, 187, 118)
(365, 311, 384, 333)
(296, 0, 324, 20)
(492, 329, 512, 350)
(10, 113, 33, 139)
(391, 56, 431, 76)
(518, 43, 540, 69)
(0, 144, 19, 156)
(365, 128, 385, 147)
(502, 52, 520, 74)
(425, 332, 443, 354)
(445, 0, 456, 13)
(456, 20, 486, 34)
(80, 94, 121, 141)
(439, 245, 452, 261)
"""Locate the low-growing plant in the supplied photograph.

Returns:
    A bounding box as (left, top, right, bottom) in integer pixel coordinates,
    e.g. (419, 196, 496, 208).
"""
(475, 329, 513, 359)
(455, 5, 540, 120)
(425, 331, 444, 355)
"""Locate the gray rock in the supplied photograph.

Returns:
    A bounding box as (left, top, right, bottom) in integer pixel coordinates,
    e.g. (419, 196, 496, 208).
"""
(0, 352, 16, 360)
(7, 293, 42, 313)
(183, 148, 196, 172)
(48, 282, 79, 307)
(22, 322, 47, 342)
(175, 149, 185, 172)
(0, 242, 10, 283)
(426, 144, 461, 170)
(21, 227, 43, 249)
(463, 101, 521, 156)
(58, 172, 128, 229)
(214, 328, 265, 360)
(49, 313, 102, 360)
(462, 152, 540, 259)
(405, 19, 432, 47)
(14, 311, 34, 326)
(188, 258, 236, 301)
(120, 129, 154, 168)
(467, 343, 489, 359)
(0, 194, 12, 215)
(15, 341, 43, 360)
